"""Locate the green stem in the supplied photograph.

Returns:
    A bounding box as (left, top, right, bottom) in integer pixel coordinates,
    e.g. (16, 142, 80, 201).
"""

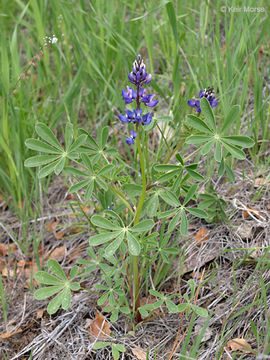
(132, 125, 147, 316)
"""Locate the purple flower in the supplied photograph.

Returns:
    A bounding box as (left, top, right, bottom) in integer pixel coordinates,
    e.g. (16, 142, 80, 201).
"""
(121, 86, 159, 108)
(122, 86, 136, 104)
(188, 87, 219, 113)
(126, 130, 137, 145)
(142, 113, 152, 125)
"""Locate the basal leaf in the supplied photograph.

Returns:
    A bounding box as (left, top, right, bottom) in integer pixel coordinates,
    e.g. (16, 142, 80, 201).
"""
(200, 138, 215, 155)
(185, 207, 207, 218)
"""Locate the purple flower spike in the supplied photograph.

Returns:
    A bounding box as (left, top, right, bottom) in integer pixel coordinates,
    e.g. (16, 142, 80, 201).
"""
(188, 86, 219, 113)
(119, 54, 159, 144)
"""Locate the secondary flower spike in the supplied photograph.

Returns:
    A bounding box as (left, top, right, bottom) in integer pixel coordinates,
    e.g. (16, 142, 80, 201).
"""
(188, 87, 219, 113)
(119, 54, 159, 144)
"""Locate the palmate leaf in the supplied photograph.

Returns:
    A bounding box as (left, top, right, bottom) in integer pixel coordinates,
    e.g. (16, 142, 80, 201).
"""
(130, 219, 154, 232)
(34, 260, 80, 314)
(25, 122, 87, 177)
(180, 210, 188, 236)
(91, 215, 121, 230)
(105, 233, 124, 256)
(90, 231, 122, 246)
(221, 136, 254, 148)
(185, 135, 212, 145)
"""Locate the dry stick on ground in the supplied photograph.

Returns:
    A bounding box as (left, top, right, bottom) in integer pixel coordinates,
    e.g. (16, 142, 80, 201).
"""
(168, 269, 206, 359)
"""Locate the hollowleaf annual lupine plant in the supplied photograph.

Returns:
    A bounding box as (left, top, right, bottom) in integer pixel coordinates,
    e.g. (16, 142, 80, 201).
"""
(25, 55, 254, 329)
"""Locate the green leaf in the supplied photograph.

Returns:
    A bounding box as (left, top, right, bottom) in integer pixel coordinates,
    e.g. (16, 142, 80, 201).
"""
(25, 139, 62, 154)
(24, 155, 60, 167)
(97, 164, 114, 176)
(105, 233, 124, 256)
(183, 184, 198, 205)
(69, 179, 90, 193)
(154, 164, 180, 172)
(64, 166, 87, 177)
(157, 208, 177, 219)
(48, 259, 67, 280)
(221, 105, 240, 134)
(200, 98, 216, 131)
(70, 266, 79, 279)
(222, 142, 246, 160)
(146, 194, 159, 217)
(34, 285, 64, 300)
(225, 163, 236, 182)
(35, 123, 63, 151)
(186, 135, 211, 145)
(85, 181, 94, 200)
(101, 126, 109, 148)
(54, 157, 66, 175)
(69, 134, 87, 152)
(166, 0, 178, 44)
(127, 232, 141, 256)
(38, 160, 59, 178)
(90, 231, 122, 246)
(93, 342, 109, 350)
(187, 115, 213, 134)
(178, 303, 188, 312)
(156, 115, 172, 122)
(61, 287, 72, 310)
(112, 344, 120, 360)
(158, 169, 179, 182)
(214, 142, 222, 162)
(91, 215, 120, 230)
(47, 290, 64, 314)
(186, 168, 204, 182)
(131, 220, 154, 232)
(65, 123, 73, 150)
(166, 299, 179, 313)
(114, 344, 126, 352)
(221, 136, 254, 148)
(191, 304, 208, 317)
(70, 282, 80, 291)
(159, 190, 180, 207)
(180, 211, 188, 236)
(185, 208, 207, 218)
(200, 138, 215, 155)
(218, 159, 225, 177)
(35, 271, 64, 285)
(81, 153, 93, 171)
(168, 211, 181, 233)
